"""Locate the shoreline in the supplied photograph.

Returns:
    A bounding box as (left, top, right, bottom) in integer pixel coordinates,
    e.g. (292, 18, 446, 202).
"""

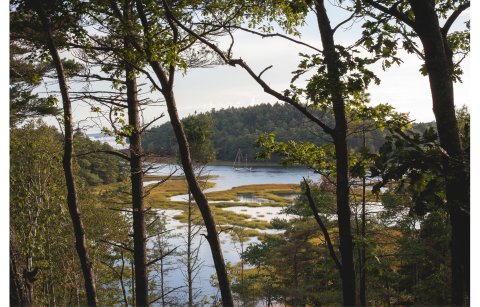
(143, 155, 306, 168)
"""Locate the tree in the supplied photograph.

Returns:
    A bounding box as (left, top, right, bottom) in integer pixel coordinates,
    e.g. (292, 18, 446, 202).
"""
(131, 1, 235, 304)
(10, 122, 131, 305)
(11, 1, 99, 304)
(9, 43, 59, 127)
(180, 112, 214, 306)
(70, 1, 171, 303)
(149, 213, 181, 307)
(10, 122, 65, 305)
(167, 2, 408, 304)
(358, 1, 470, 303)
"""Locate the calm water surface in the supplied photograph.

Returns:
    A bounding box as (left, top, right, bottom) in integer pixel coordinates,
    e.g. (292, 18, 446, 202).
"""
(145, 164, 316, 305)
(147, 164, 317, 191)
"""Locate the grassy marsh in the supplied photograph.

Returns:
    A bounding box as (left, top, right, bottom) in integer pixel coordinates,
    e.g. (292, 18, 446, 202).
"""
(96, 177, 297, 235)
(205, 184, 300, 204)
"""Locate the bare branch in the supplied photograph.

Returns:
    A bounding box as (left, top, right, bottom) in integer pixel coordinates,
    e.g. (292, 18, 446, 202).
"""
(147, 247, 179, 266)
(223, 25, 322, 54)
(149, 286, 184, 304)
(332, 12, 357, 34)
(162, 3, 334, 136)
(258, 65, 273, 78)
(98, 239, 133, 253)
(303, 178, 343, 272)
(143, 170, 178, 197)
(141, 114, 165, 133)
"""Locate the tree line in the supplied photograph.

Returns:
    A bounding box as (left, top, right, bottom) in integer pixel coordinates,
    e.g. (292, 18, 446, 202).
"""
(142, 103, 436, 162)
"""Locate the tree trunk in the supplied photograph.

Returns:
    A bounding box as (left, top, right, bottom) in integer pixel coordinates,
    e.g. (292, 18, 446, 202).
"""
(187, 192, 193, 307)
(315, 1, 356, 305)
(120, 251, 129, 307)
(125, 65, 149, 306)
(135, 0, 234, 299)
(131, 261, 136, 307)
(35, 5, 98, 306)
(360, 130, 367, 306)
(408, 1, 469, 304)
(160, 248, 165, 307)
(10, 228, 32, 307)
(161, 88, 234, 306)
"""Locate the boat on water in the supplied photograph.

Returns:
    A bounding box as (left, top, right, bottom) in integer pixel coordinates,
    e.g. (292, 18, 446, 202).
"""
(233, 149, 252, 172)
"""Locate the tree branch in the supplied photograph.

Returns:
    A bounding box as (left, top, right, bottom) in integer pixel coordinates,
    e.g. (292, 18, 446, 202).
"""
(162, 4, 334, 136)
(223, 25, 322, 53)
(76, 149, 130, 161)
(364, 0, 416, 30)
(303, 178, 343, 272)
(442, 2, 470, 36)
(98, 239, 133, 253)
(147, 247, 179, 266)
(332, 12, 357, 34)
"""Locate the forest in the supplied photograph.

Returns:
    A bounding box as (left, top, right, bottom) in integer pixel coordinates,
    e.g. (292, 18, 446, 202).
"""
(142, 103, 435, 162)
(10, 0, 470, 306)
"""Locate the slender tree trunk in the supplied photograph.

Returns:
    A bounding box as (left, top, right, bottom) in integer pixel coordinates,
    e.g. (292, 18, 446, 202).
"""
(131, 261, 136, 307)
(408, 1, 469, 305)
(125, 64, 149, 306)
(315, 1, 356, 305)
(121, 3, 149, 305)
(160, 248, 165, 307)
(187, 192, 193, 307)
(161, 88, 234, 306)
(240, 239, 245, 307)
(135, 0, 233, 299)
(35, 6, 98, 306)
(120, 251, 129, 307)
(46, 226, 57, 307)
(360, 130, 367, 306)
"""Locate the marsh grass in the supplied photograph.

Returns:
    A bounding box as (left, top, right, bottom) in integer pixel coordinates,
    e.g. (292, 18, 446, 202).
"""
(205, 184, 300, 204)
(96, 179, 296, 235)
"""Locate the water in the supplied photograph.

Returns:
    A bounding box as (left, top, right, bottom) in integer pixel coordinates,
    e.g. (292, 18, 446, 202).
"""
(145, 164, 317, 192)
(149, 209, 263, 306)
(221, 206, 292, 222)
(143, 164, 314, 305)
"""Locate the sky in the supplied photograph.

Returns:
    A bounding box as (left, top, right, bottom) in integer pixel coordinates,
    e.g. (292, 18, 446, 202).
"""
(169, 8, 471, 124)
(41, 2, 471, 133)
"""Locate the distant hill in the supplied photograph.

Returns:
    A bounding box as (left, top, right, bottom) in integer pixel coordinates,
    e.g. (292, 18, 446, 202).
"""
(142, 103, 434, 162)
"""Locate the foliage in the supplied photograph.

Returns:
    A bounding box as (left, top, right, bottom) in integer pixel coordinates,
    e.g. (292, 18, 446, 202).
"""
(9, 43, 59, 126)
(10, 122, 132, 305)
(74, 131, 129, 186)
(355, 0, 470, 82)
(241, 219, 342, 305)
(182, 112, 215, 164)
(144, 103, 429, 162)
(371, 127, 446, 216)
